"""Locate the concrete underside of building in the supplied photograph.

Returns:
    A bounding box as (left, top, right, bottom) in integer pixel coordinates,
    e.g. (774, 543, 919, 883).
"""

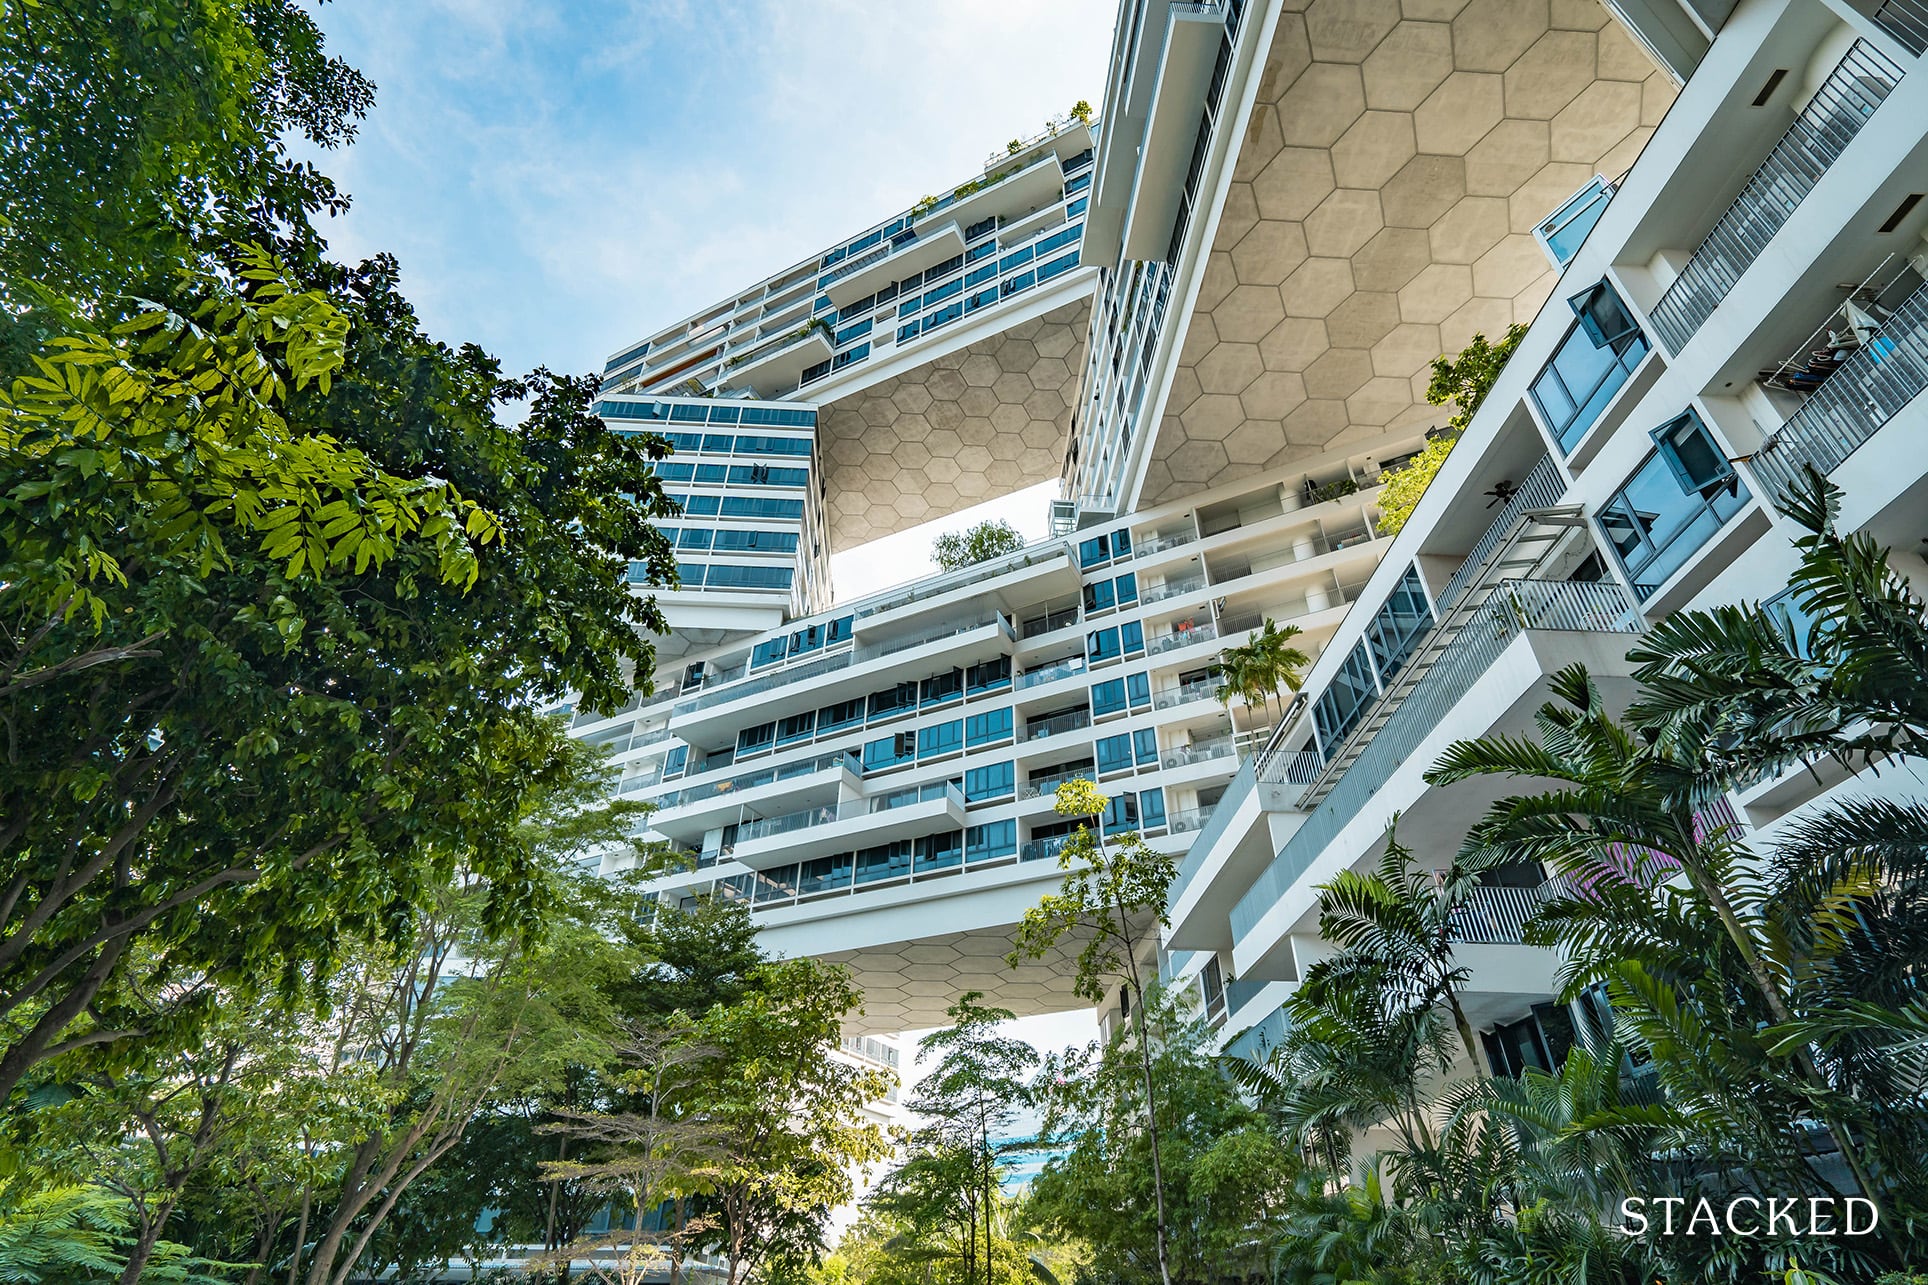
(1139, 0, 1675, 504)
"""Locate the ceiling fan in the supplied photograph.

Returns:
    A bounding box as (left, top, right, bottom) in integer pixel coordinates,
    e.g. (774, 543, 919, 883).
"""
(1483, 480, 1518, 509)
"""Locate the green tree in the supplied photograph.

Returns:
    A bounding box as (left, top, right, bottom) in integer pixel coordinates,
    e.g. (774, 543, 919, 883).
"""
(1213, 617, 1310, 731)
(932, 520, 1026, 573)
(1377, 324, 1529, 534)
(1009, 781, 1177, 1285)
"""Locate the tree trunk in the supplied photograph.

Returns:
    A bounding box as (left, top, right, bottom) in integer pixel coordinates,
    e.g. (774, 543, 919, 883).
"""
(116, 1219, 167, 1285)
(1114, 895, 1173, 1285)
(286, 1188, 311, 1285)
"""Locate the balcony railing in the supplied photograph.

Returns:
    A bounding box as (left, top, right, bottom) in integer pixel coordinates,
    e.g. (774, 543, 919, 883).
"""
(1162, 737, 1237, 769)
(1019, 767, 1091, 800)
(1021, 833, 1075, 863)
(1025, 709, 1093, 742)
(1231, 579, 1643, 942)
(1141, 573, 1207, 604)
(1436, 455, 1566, 612)
(1154, 679, 1218, 710)
(856, 613, 1008, 661)
(1166, 806, 1213, 835)
(673, 648, 853, 717)
(737, 781, 961, 843)
(1147, 620, 1217, 654)
(1256, 747, 1322, 785)
(1874, 0, 1928, 55)
(853, 543, 1069, 619)
(653, 750, 860, 811)
(1648, 40, 1904, 352)
(1449, 879, 1574, 945)
(1017, 656, 1089, 689)
(1021, 606, 1082, 638)
(1753, 277, 1928, 502)
(1138, 528, 1198, 555)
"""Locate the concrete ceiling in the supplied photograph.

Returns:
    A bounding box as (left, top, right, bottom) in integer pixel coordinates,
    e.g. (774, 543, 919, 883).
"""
(817, 300, 1091, 552)
(817, 924, 1095, 1035)
(1139, 0, 1676, 502)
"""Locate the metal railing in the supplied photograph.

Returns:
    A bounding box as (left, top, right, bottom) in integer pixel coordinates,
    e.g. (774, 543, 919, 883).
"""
(1019, 767, 1092, 800)
(1166, 806, 1213, 835)
(1021, 833, 1075, 863)
(1257, 748, 1323, 785)
(1017, 656, 1089, 689)
(1649, 40, 1904, 352)
(853, 542, 1069, 618)
(672, 649, 854, 717)
(1021, 606, 1081, 638)
(1147, 619, 1217, 654)
(1874, 0, 1928, 55)
(1138, 528, 1198, 555)
(1162, 737, 1237, 769)
(1154, 679, 1218, 710)
(1230, 579, 1643, 941)
(1142, 573, 1207, 604)
(737, 781, 961, 843)
(1449, 879, 1573, 945)
(1753, 277, 1928, 502)
(653, 750, 860, 811)
(1025, 709, 1093, 742)
(1435, 456, 1566, 611)
(856, 613, 1008, 661)
(721, 320, 830, 368)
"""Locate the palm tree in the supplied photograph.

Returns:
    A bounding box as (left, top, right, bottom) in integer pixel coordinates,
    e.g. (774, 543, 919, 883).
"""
(1214, 618, 1310, 731)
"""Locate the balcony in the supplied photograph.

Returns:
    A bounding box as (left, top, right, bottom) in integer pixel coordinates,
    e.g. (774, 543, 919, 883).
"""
(1141, 572, 1207, 604)
(1021, 833, 1075, 863)
(1016, 655, 1090, 690)
(1025, 709, 1093, 743)
(731, 781, 965, 868)
(1137, 528, 1198, 556)
(1018, 766, 1091, 800)
(1648, 40, 1903, 353)
(1230, 579, 1643, 956)
(648, 750, 861, 835)
(1146, 619, 1217, 655)
(1752, 277, 1928, 503)
(1153, 678, 1218, 710)
(1448, 879, 1572, 945)
(1161, 736, 1236, 769)
(722, 322, 835, 398)
(1166, 806, 1213, 835)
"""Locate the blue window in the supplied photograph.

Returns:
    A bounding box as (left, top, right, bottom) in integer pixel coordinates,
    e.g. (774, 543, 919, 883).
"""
(916, 831, 965, 873)
(924, 278, 963, 306)
(868, 682, 917, 722)
(711, 529, 799, 553)
(828, 616, 854, 644)
(776, 711, 815, 746)
(720, 497, 803, 519)
(704, 564, 794, 590)
(1078, 534, 1113, 567)
(855, 840, 912, 885)
(695, 464, 728, 484)
(1121, 620, 1145, 656)
(733, 435, 813, 456)
(925, 301, 963, 331)
(1096, 733, 1134, 774)
(728, 465, 808, 488)
(1140, 788, 1166, 830)
(1092, 677, 1128, 716)
(1101, 794, 1139, 836)
(966, 239, 998, 263)
(1598, 413, 1749, 598)
(789, 622, 827, 656)
(967, 707, 1014, 746)
(706, 406, 742, 424)
(670, 404, 708, 423)
(662, 430, 703, 451)
(663, 744, 688, 777)
(863, 732, 916, 772)
(1038, 250, 1080, 281)
(835, 318, 872, 345)
(1127, 672, 1151, 710)
(702, 433, 734, 452)
(676, 529, 712, 550)
(966, 819, 1017, 863)
(1115, 572, 1138, 606)
(797, 853, 853, 898)
(832, 342, 869, 370)
(965, 286, 998, 313)
(737, 722, 775, 755)
(1035, 225, 1082, 256)
(1088, 627, 1121, 661)
(965, 262, 998, 288)
(897, 321, 921, 344)
(1313, 643, 1380, 756)
(966, 656, 1010, 694)
(1133, 728, 1159, 765)
(921, 719, 964, 759)
(921, 669, 964, 707)
(1065, 172, 1092, 195)
(1366, 565, 1433, 686)
(1536, 177, 1613, 267)
(800, 360, 830, 383)
(653, 462, 695, 482)
(899, 295, 923, 319)
(1001, 271, 1035, 297)
(965, 761, 1015, 802)
(1531, 280, 1650, 454)
(999, 246, 1035, 273)
(1067, 196, 1088, 217)
(965, 215, 997, 242)
(682, 495, 720, 516)
(1083, 579, 1116, 613)
(751, 637, 789, 670)
(818, 697, 864, 735)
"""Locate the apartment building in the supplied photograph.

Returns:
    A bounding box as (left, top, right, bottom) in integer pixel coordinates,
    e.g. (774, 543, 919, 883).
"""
(571, 0, 1696, 1036)
(1165, 0, 1928, 1073)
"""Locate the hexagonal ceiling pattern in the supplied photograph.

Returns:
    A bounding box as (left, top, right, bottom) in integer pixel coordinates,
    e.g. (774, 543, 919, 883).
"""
(1139, 0, 1673, 502)
(817, 300, 1089, 553)
(817, 924, 1102, 1036)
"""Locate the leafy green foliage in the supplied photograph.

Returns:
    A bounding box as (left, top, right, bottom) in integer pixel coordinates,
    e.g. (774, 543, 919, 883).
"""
(1377, 325, 1528, 534)
(933, 519, 1027, 573)
(1213, 617, 1309, 728)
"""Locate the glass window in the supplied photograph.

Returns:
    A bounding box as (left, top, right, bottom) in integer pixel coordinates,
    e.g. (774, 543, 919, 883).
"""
(966, 706, 1014, 746)
(704, 564, 794, 589)
(1529, 280, 1650, 454)
(1096, 733, 1134, 774)
(1598, 425, 1750, 599)
(925, 301, 962, 331)
(1313, 642, 1380, 757)
(797, 852, 854, 898)
(789, 623, 826, 656)
(1127, 672, 1150, 709)
(720, 497, 803, 519)
(694, 464, 728, 484)
(737, 722, 775, 754)
(1078, 534, 1111, 567)
(1038, 250, 1080, 282)
(965, 761, 1015, 802)
(712, 529, 799, 553)
(776, 710, 816, 746)
(1652, 410, 1733, 493)
(999, 246, 1035, 273)
(1088, 627, 1121, 661)
(1092, 677, 1128, 717)
(827, 615, 854, 645)
(1536, 177, 1613, 267)
(965, 286, 998, 313)
(1365, 565, 1434, 686)
(818, 697, 865, 735)
(727, 464, 808, 488)
(754, 865, 798, 904)
(684, 495, 721, 516)
(916, 831, 965, 874)
(920, 668, 964, 707)
(867, 682, 917, 722)
(965, 262, 998, 288)
(1121, 620, 1144, 655)
(921, 719, 964, 759)
(733, 435, 813, 457)
(835, 318, 873, 345)
(966, 819, 1017, 863)
(676, 528, 713, 550)
(1114, 572, 1138, 605)
(1101, 794, 1140, 835)
(751, 637, 789, 670)
(1083, 579, 1116, 613)
(966, 656, 1011, 694)
(1133, 728, 1159, 765)
(1000, 270, 1035, 298)
(1140, 787, 1166, 830)
(924, 278, 963, 306)
(862, 732, 916, 772)
(855, 840, 913, 885)
(702, 433, 735, 452)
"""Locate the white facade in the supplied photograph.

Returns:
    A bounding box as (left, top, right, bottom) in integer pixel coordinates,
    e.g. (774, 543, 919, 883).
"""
(1166, 0, 1928, 1065)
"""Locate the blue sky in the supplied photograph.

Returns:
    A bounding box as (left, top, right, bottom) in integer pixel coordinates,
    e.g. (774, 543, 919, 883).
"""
(305, 1, 1114, 1051)
(305, 0, 1114, 381)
